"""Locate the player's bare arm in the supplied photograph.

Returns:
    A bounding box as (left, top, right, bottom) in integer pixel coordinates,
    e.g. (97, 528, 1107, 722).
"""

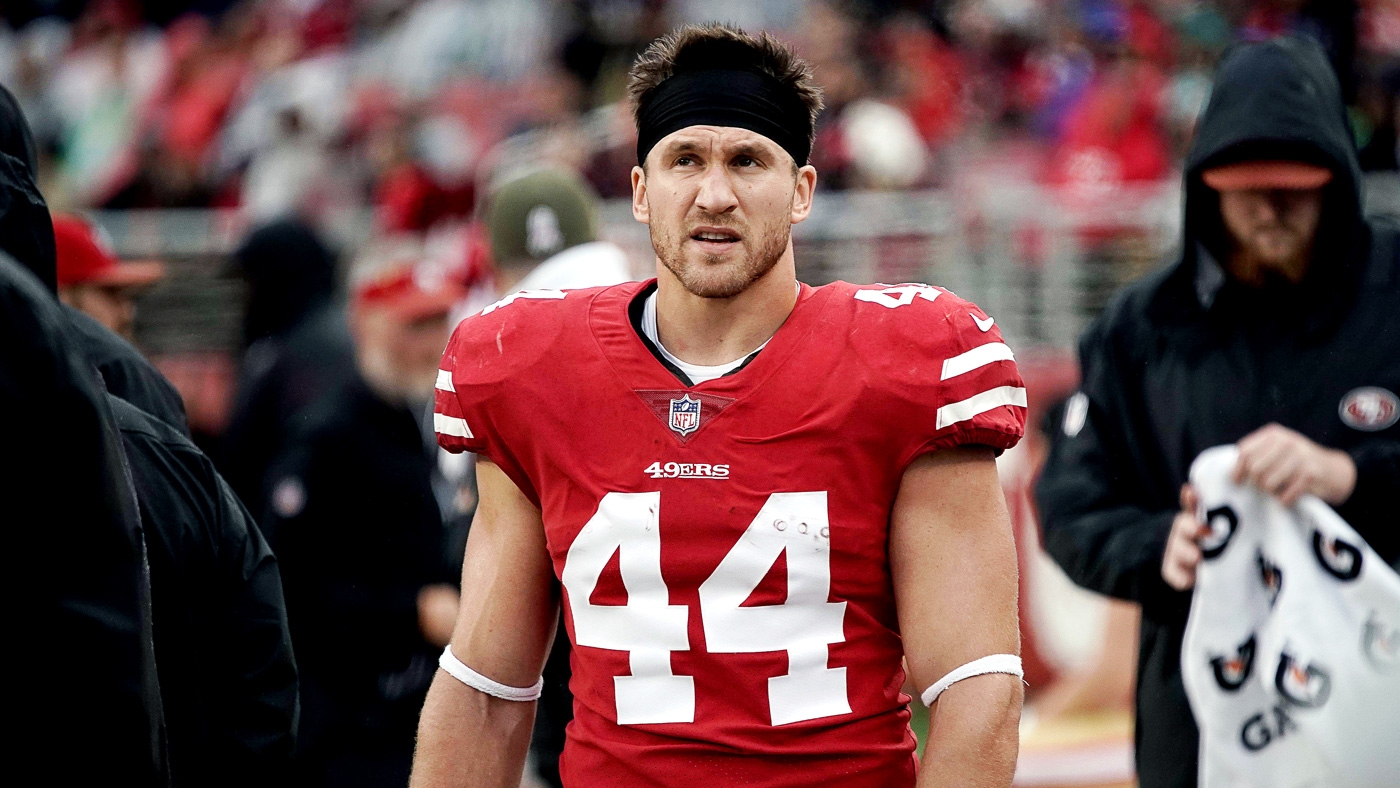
(893, 447, 1023, 787)
(410, 459, 559, 788)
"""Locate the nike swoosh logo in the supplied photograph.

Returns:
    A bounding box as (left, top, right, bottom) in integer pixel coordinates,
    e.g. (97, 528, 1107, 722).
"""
(972, 313, 995, 332)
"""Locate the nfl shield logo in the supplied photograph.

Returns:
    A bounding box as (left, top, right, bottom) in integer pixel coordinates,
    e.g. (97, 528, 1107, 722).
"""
(668, 395, 702, 437)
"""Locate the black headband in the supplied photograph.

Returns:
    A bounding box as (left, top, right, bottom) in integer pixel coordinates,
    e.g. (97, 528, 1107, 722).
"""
(636, 68, 812, 167)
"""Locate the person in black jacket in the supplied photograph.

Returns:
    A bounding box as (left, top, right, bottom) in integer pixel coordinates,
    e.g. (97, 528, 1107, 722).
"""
(0, 84, 298, 781)
(0, 250, 166, 785)
(0, 83, 189, 434)
(1036, 37, 1400, 788)
(262, 256, 462, 788)
(221, 219, 355, 517)
(0, 86, 55, 293)
(111, 394, 299, 786)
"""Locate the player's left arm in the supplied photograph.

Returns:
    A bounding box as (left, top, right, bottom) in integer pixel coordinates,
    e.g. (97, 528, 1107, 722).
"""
(892, 445, 1022, 787)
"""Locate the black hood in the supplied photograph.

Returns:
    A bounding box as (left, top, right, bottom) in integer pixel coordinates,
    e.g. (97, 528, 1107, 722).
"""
(232, 219, 338, 347)
(0, 85, 39, 178)
(1160, 37, 1366, 331)
(0, 84, 55, 292)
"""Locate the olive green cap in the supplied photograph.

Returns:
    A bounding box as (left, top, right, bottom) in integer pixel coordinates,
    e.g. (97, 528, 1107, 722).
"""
(486, 169, 599, 266)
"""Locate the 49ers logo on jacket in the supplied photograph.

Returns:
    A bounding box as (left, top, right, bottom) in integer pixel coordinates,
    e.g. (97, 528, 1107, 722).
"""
(1338, 387, 1399, 431)
(1210, 634, 1256, 691)
(1274, 653, 1332, 708)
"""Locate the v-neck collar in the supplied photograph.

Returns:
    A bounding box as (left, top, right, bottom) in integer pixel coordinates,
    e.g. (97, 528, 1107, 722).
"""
(589, 278, 826, 398)
(628, 281, 767, 387)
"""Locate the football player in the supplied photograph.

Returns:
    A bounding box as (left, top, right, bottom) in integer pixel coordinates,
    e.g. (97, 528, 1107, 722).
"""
(414, 24, 1028, 788)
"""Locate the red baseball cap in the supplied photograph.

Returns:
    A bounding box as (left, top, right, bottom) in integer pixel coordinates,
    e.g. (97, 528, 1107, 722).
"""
(53, 213, 166, 289)
(353, 261, 465, 321)
(1201, 160, 1334, 192)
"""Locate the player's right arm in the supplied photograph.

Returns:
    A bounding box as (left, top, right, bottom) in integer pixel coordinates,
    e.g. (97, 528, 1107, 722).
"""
(410, 459, 559, 788)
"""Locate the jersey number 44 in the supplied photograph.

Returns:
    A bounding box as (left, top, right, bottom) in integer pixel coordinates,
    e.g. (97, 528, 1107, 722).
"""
(561, 491, 849, 727)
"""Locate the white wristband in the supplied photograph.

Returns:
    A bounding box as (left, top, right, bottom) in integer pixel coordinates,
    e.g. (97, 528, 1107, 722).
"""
(438, 646, 543, 702)
(920, 654, 1024, 707)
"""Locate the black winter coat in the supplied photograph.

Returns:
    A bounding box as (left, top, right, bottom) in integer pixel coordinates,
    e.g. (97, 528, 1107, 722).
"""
(261, 376, 451, 777)
(0, 252, 165, 784)
(70, 305, 190, 434)
(112, 395, 299, 787)
(1035, 38, 1400, 788)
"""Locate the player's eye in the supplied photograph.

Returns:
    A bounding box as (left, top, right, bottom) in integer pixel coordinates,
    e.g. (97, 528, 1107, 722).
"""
(733, 155, 759, 168)
(674, 155, 698, 167)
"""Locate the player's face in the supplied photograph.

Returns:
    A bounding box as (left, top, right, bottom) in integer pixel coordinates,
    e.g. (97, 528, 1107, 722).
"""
(633, 126, 816, 298)
(1219, 186, 1324, 285)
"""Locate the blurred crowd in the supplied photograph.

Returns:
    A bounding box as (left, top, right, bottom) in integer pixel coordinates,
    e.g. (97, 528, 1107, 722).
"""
(4, 0, 1400, 227)
(8, 4, 1400, 787)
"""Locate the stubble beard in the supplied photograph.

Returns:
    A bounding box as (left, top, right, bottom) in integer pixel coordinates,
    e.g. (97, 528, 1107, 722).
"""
(652, 209, 792, 299)
(1238, 226, 1314, 285)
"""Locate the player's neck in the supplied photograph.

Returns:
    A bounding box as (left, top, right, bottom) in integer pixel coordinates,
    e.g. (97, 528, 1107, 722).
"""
(653, 251, 799, 367)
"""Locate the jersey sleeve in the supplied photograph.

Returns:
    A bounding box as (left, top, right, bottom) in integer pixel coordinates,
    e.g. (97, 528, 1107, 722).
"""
(433, 292, 570, 502)
(916, 296, 1027, 458)
(433, 318, 490, 457)
(849, 284, 1027, 468)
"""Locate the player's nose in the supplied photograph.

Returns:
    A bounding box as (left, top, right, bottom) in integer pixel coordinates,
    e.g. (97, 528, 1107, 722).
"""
(694, 162, 739, 215)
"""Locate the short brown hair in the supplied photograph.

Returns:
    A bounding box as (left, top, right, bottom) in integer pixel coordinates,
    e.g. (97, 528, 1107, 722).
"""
(627, 24, 824, 158)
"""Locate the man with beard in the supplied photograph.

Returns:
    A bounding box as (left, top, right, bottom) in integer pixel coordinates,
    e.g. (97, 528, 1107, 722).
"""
(263, 255, 463, 787)
(415, 24, 1028, 788)
(1036, 38, 1400, 787)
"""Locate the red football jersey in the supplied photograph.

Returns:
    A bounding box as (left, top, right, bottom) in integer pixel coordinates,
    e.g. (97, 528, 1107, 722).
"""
(435, 280, 1026, 787)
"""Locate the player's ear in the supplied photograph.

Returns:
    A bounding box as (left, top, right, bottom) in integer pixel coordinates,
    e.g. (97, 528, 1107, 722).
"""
(632, 165, 649, 224)
(790, 164, 817, 225)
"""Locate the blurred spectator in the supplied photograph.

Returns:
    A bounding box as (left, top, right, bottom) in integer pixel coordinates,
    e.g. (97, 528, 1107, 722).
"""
(261, 253, 462, 788)
(1045, 14, 1172, 195)
(1163, 7, 1229, 153)
(840, 98, 933, 189)
(485, 166, 629, 292)
(220, 218, 354, 516)
(2, 82, 190, 435)
(1240, 0, 1359, 100)
(4, 0, 1397, 215)
(53, 210, 164, 339)
(240, 104, 345, 220)
(1037, 38, 1400, 788)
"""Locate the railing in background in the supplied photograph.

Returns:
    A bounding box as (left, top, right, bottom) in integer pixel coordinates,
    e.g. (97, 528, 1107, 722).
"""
(99, 175, 1399, 359)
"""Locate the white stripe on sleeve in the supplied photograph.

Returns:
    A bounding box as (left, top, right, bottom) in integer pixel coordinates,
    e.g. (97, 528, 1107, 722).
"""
(435, 369, 455, 392)
(434, 413, 474, 439)
(935, 386, 1028, 430)
(940, 343, 1015, 380)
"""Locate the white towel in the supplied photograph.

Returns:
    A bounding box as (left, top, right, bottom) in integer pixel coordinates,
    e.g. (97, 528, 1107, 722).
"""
(1182, 445, 1400, 788)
